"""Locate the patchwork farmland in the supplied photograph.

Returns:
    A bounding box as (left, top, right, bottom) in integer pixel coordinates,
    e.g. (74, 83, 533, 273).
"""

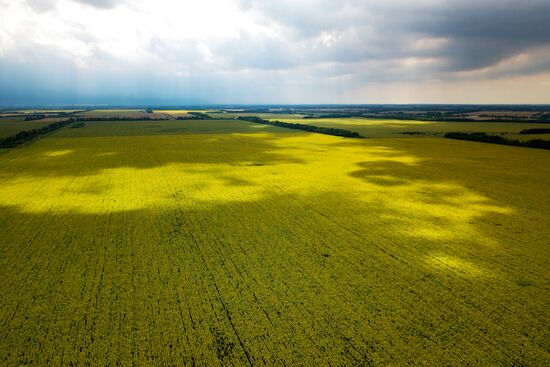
(0, 114, 548, 365)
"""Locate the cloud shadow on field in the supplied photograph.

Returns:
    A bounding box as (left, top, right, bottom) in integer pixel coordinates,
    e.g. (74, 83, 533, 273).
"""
(350, 161, 421, 187)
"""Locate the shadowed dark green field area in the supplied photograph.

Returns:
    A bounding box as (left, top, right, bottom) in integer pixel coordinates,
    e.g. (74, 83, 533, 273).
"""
(1, 119, 548, 365)
(0, 117, 60, 139)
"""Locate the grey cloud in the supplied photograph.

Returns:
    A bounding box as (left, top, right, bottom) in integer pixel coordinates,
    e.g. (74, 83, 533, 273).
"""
(71, 0, 121, 9)
(25, 0, 122, 11)
(147, 38, 213, 74)
(210, 34, 298, 71)
(26, 0, 58, 12)
(240, 0, 369, 39)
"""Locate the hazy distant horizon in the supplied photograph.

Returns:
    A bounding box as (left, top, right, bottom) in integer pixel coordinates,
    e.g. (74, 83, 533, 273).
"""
(3, 103, 550, 109)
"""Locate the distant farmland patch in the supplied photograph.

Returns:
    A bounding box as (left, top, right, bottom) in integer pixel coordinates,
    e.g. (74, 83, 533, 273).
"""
(76, 109, 165, 119)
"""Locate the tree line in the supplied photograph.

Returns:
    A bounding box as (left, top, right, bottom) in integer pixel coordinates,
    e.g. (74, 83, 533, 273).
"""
(444, 132, 550, 150)
(176, 112, 213, 120)
(519, 128, 550, 134)
(0, 119, 75, 148)
(237, 116, 364, 138)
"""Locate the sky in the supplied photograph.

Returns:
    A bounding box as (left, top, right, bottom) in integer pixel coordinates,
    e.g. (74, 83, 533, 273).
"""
(0, 0, 549, 106)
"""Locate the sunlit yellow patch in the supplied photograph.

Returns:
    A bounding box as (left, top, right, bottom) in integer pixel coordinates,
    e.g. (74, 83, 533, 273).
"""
(44, 150, 73, 157)
(427, 254, 485, 277)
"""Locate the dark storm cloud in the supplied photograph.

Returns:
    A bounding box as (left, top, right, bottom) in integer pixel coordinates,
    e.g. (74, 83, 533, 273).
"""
(241, 0, 550, 75)
(404, 0, 550, 71)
